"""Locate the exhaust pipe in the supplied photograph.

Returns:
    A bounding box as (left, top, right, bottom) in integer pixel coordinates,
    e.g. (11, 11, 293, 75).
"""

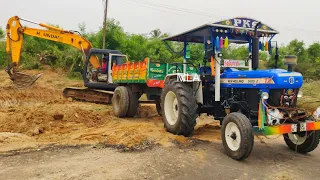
(252, 22, 261, 70)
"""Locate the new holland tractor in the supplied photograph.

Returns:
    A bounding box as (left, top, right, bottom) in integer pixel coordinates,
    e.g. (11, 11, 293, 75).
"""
(111, 17, 320, 160)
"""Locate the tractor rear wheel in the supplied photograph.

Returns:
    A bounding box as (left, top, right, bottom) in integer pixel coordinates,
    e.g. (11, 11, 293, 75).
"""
(125, 86, 139, 117)
(161, 79, 197, 136)
(221, 112, 254, 160)
(112, 86, 129, 117)
(283, 131, 320, 153)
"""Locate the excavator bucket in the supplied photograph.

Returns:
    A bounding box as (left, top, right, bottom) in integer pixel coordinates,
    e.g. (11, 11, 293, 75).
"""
(12, 72, 42, 89)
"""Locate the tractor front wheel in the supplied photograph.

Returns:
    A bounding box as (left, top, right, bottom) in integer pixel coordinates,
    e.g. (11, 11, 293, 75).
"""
(161, 80, 197, 136)
(221, 112, 254, 160)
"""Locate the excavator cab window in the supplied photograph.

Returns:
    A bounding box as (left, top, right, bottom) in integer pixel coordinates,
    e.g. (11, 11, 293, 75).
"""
(111, 55, 126, 66)
(100, 57, 108, 74)
(90, 52, 128, 83)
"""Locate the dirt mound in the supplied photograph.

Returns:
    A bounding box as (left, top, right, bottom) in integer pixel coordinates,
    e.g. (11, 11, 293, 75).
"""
(137, 105, 158, 117)
(0, 69, 222, 152)
(0, 86, 62, 108)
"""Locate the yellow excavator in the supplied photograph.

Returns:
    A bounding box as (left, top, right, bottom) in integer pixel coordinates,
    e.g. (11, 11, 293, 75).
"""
(5, 16, 102, 88)
(5, 16, 128, 103)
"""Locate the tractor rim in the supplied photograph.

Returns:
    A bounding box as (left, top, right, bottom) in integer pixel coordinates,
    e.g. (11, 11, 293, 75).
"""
(165, 91, 179, 126)
(288, 133, 307, 145)
(225, 122, 241, 151)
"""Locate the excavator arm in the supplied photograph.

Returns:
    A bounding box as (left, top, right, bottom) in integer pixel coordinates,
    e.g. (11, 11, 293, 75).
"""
(5, 16, 100, 87)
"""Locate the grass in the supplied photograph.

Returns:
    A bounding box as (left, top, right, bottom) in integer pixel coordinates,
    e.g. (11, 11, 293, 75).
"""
(67, 72, 83, 80)
(298, 80, 320, 111)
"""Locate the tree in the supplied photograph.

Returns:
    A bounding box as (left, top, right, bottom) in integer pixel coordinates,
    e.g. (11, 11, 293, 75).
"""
(223, 46, 249, 60)
(287, 39, 308, 63)
(307, 42, 320, 63)
(150, 29, 162, 38)
(2, 17, 320, 80)
(147, 38, 173, 62)
(78, 22, 87, 36)
(87, 18, 127, 51)
(160, 33, 170, 38)
(0, 27, 4, 39)
(124, 34, 148, 61)
(266, 45, 287, 69)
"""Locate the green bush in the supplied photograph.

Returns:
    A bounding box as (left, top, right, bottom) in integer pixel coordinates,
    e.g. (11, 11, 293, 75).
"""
(67, 71, 83, 80)
(0, 41, 7, 68)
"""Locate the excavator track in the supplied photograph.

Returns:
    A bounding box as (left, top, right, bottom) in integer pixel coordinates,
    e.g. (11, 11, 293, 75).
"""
(63, 88, 114, 104)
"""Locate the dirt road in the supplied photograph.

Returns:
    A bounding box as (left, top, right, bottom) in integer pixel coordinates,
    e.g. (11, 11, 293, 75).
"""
(1, 138, 320, 180)
(1, 69, 320, 179)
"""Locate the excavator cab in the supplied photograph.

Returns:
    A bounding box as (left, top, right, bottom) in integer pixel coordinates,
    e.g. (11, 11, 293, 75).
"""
(83, 48, 127, 91)
(91, 52, 127, 83)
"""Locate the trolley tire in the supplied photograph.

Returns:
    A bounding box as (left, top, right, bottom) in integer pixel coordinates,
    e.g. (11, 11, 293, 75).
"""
(161, 79, 197, 136)
(221, 112, 254, 160)
(112, 86, 129, 117)
(125, 86, 139, 117)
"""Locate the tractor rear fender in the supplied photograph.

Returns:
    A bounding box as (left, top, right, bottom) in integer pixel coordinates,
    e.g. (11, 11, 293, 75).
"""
(163, 74, 203, 104)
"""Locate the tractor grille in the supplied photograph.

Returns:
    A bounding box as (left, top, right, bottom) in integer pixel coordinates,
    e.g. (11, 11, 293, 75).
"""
(268, 89, 299, 107)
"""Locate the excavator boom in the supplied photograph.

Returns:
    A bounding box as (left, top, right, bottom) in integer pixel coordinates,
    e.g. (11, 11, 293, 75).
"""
(5, 16, 100, 88)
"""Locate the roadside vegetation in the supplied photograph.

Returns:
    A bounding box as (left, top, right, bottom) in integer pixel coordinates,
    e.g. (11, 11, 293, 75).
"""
(0, 19, 320, 80)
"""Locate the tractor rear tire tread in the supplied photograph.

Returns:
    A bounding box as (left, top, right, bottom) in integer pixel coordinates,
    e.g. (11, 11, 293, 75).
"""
(161, 79, 197, 137)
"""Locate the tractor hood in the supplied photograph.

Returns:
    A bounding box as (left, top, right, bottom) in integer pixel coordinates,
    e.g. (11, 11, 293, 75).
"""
(220, 68, 303, 89)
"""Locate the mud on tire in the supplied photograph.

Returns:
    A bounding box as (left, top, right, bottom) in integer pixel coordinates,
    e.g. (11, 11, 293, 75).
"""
(112, 86, 129, 117)
(161, 79, 197, 136)
(221, 112, 254, 160)
(125, 86, 139, 117)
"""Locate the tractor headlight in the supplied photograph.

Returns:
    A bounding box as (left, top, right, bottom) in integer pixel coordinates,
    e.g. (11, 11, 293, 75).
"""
(261, 92, 269, 100)
(298, 90, 303, 98)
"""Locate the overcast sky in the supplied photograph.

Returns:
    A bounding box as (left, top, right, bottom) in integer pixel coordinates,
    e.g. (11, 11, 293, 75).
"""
(1, 0, 320, 46)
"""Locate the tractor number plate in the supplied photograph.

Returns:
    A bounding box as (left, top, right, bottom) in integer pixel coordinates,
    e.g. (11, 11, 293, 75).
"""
(291, 124, 297, 132)
(300, 123, 307, 132)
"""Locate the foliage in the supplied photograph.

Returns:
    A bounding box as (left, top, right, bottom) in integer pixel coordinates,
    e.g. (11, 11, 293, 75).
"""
(150, 29, 162, 39)
(0, 27, 4, 39)
(307, 42, 320, 63)
(0, 41, 7, 68)
(1, 20, 320, 79)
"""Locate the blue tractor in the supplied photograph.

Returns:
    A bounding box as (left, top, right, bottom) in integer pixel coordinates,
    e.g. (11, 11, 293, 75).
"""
(161, 17, 320, 160)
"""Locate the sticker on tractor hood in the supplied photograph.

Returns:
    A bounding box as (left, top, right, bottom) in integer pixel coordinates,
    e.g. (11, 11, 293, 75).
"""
(221, 78, 275, 84)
